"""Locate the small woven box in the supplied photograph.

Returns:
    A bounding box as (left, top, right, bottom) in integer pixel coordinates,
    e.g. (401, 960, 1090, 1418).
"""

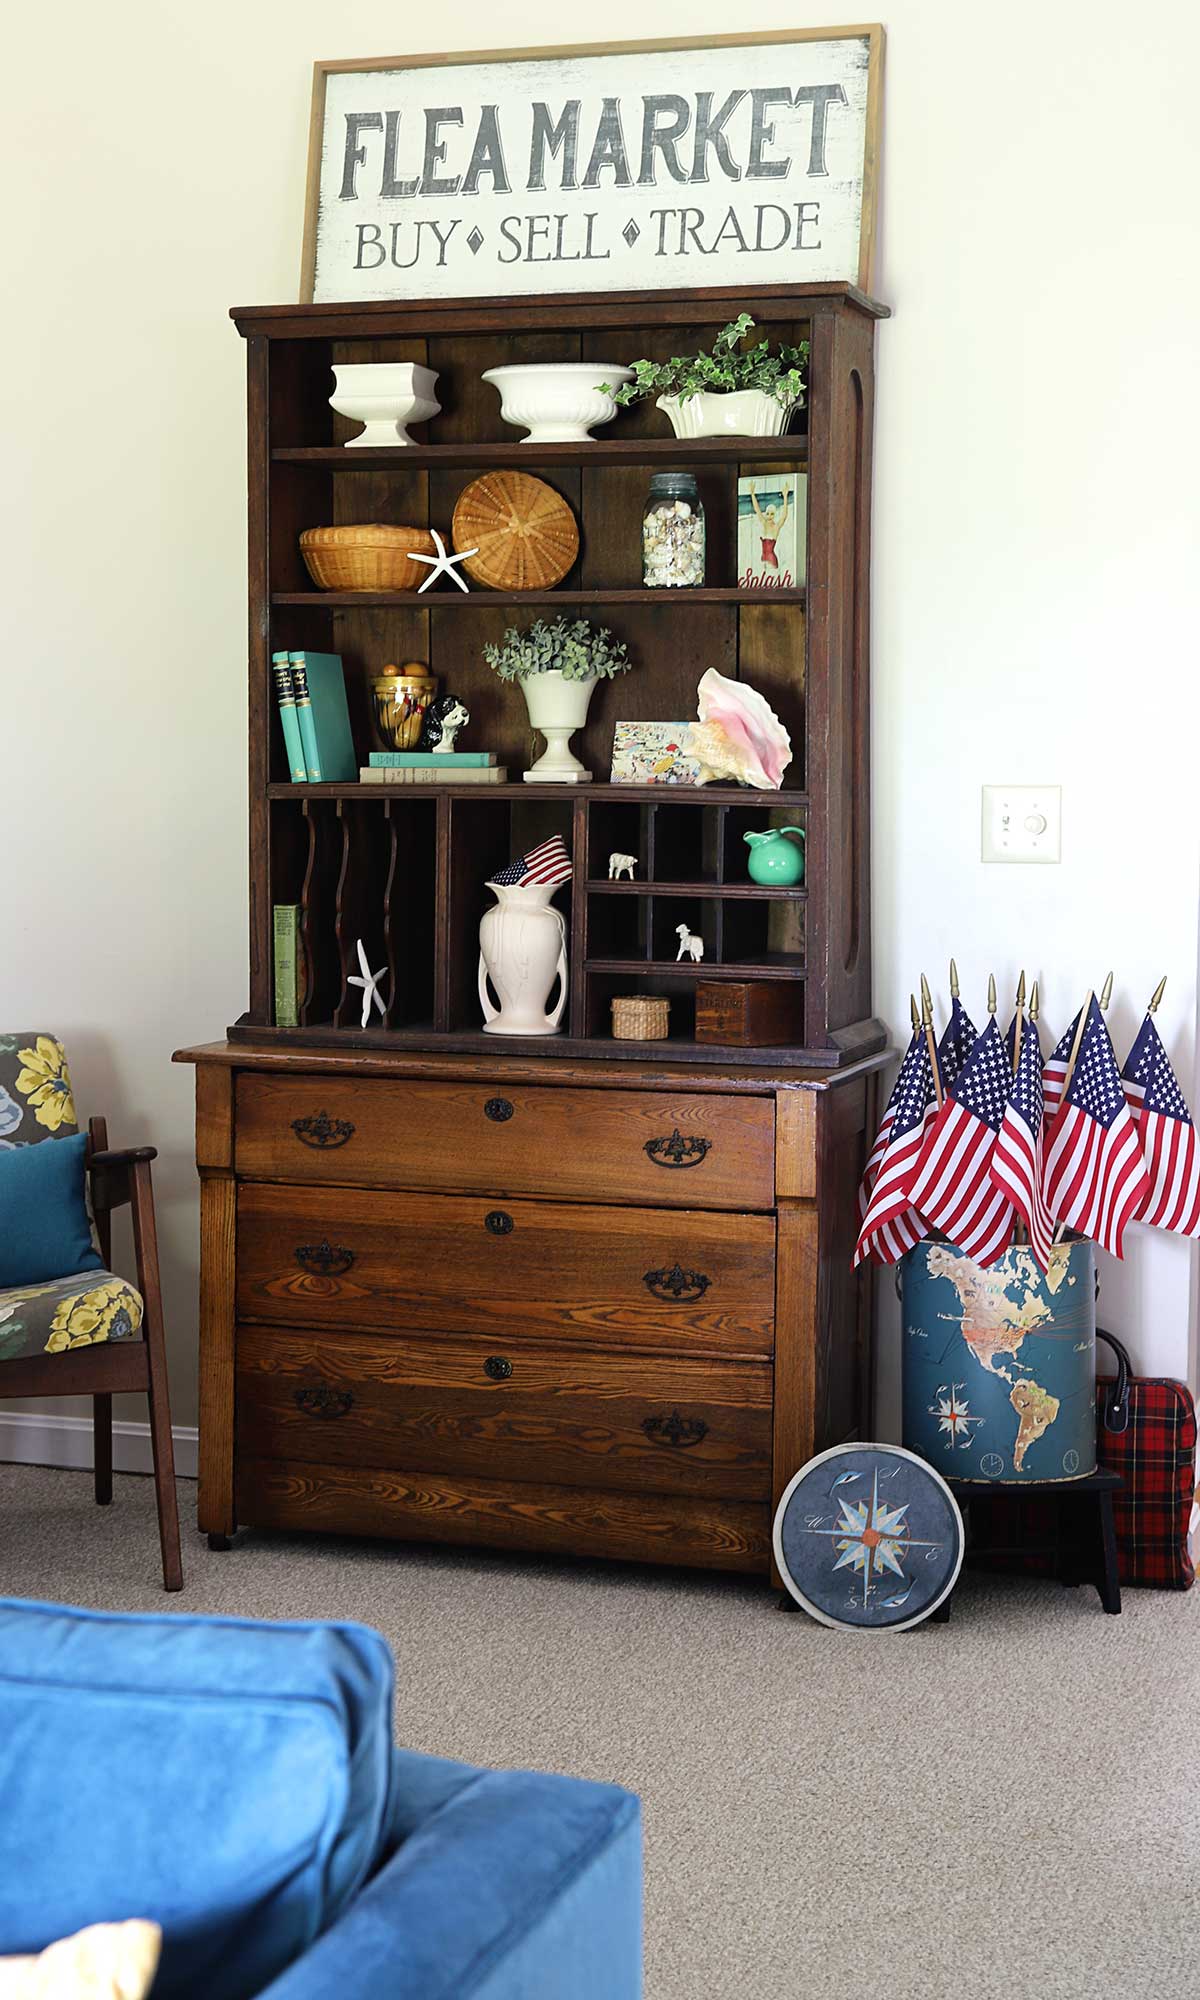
(611, 995, 670, 1041)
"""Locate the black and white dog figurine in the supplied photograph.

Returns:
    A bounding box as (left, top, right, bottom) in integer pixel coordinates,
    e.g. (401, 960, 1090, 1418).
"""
(419, 694, 470, 754)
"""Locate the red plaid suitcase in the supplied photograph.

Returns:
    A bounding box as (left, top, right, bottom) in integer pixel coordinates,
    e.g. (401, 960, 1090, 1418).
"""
(958, 1330, 1196, 1589)
(1095, 1329, 1196, 1589)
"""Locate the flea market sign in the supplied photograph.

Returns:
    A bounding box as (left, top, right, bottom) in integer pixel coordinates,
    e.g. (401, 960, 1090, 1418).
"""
(302, 29, 883, 302)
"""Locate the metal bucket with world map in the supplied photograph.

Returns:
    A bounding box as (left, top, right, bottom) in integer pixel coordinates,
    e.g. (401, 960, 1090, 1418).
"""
(901, 1240, 1097, 1483)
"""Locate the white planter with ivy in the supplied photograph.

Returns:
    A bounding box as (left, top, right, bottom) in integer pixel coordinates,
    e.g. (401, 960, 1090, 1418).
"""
(601, 313, 808, 443)
(657, 388, 799, 440)
(484, 616, 632, 785)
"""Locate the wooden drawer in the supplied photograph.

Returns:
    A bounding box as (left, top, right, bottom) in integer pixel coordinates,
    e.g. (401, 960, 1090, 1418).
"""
(237, 1325, 772, 1502)
(236, 1183, 775, 1356)
(236, 1457, 770, 1574)
(234, 1074, 775, 1212)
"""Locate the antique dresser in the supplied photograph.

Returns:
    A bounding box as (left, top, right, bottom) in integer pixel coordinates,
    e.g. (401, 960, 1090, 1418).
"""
(177, 277, 887, 1585)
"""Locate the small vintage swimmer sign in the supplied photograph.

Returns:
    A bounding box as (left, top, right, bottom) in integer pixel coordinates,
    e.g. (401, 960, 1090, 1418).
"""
(774, 1444, 965, 1631)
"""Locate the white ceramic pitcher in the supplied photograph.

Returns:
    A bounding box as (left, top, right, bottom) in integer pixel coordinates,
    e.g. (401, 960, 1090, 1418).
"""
(478, 881, 568, 1035)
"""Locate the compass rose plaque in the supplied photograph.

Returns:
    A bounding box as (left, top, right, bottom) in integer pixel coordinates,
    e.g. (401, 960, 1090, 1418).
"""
(774, 1443, 965, 1631)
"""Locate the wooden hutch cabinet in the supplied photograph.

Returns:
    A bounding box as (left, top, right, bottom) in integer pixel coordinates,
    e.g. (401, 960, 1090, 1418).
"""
(177, 279, 888, 1585)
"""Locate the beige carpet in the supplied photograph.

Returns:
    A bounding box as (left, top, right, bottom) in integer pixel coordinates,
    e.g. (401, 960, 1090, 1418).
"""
(2, 1463, 1196, 1999)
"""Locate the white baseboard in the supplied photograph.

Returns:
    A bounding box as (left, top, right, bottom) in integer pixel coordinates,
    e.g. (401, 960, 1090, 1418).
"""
(0, 1411, 198, 1480)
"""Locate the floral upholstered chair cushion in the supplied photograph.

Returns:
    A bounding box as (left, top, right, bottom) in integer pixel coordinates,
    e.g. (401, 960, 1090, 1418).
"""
(0, 1034, 79, 1147)
(0, 1035, 144, 1361)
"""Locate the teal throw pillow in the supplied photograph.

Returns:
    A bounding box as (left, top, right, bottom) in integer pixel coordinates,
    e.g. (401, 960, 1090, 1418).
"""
(0, 1134, 104, 1287)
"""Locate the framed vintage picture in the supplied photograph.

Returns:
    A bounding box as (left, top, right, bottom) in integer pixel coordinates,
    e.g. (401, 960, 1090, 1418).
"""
(737, 473, 808, 590)
(610, 723, 702, 786)
(302, 27, 883, 303)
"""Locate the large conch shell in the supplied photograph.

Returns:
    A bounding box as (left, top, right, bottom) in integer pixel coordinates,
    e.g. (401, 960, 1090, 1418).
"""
(684, 669, 792, 789)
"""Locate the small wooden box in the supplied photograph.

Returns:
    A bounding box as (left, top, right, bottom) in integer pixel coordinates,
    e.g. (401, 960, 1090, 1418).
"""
(694, 980, 805, 1047)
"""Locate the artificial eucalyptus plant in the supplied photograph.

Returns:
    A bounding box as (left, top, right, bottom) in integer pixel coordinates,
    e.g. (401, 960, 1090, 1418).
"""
(599, 314, 809, 410)
(483, 617, 631, 683)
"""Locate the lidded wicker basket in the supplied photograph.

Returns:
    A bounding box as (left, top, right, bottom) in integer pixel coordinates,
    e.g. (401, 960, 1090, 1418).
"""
(611, 995, 670, 1041)
(452, 472, 579, 591)
(299, 524, 437, 592)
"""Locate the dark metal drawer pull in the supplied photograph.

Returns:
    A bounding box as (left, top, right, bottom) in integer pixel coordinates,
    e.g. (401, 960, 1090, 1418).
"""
(294, 1386, 354, 1419)
(643, 1263, 711, 1302)
(485, 1210, 514, 1236)
(295, 1240, 355, 1276)
(643, 1412, 709, 1449)
(484, 1097, 514, 1122)
(644, 1130, 712, 1170)
(292, 1111, 355, 1150)
(484, 1356, 513, 1381)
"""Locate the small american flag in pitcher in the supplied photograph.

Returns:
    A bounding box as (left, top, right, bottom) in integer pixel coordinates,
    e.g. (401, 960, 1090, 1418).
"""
(490, 834, 573, 890)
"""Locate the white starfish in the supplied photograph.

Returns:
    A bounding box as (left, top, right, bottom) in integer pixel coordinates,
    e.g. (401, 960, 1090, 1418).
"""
(409, 528, 478, 595)
(347, 938, 386, 1028)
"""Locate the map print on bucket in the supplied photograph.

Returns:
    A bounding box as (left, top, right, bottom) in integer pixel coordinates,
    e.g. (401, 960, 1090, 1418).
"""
(901, 1240, 1097, 1484)
(774, 1444, 965, 1631)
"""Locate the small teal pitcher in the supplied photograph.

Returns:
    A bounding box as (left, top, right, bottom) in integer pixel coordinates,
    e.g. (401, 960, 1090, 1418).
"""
(744, 827, 805, 886)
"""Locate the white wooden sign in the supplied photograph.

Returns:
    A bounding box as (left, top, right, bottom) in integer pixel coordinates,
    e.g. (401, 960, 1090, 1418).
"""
(302, 30, 883, 303)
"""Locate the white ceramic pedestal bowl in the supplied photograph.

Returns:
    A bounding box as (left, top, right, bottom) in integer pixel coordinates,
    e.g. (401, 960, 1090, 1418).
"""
(657, 388, 798, 440)
(329, 363, 441, 447)
(482, 364, 635, 444)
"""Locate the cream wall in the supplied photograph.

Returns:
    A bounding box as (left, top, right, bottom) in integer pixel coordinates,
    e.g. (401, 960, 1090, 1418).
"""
(2, 1, 1197, 1440)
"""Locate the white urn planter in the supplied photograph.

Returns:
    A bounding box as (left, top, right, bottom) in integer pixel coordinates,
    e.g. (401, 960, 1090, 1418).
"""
(483, 363, 635, 444)
(519, 670, 598, 783)
(329, 363, 441, 447)
(478, 883, 568, 1036)
(656, 389, 798, 441)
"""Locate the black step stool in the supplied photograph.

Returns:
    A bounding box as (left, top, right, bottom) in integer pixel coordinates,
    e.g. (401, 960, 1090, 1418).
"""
(930, 1467, 1123, 1619)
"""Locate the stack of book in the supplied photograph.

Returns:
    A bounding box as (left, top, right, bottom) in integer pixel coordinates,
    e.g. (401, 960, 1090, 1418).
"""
(361, 753, 508, 785)
(273, 651, 356, 783)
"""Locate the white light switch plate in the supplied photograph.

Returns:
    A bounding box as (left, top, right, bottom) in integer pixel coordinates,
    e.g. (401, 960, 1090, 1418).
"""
(981, 785, 1061, 863)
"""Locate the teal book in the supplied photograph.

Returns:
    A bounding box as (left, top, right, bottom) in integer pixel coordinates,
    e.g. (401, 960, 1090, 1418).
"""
(368, 751, 496, 768)
(271, 653, 308, 782)
(289, 651, 356, 782)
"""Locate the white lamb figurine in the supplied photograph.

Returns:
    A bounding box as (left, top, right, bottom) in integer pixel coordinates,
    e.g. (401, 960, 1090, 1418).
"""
(608, 852, 638, 880)
(675, 924, 704, 963)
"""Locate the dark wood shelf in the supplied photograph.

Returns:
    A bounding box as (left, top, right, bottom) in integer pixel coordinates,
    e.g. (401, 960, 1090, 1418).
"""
(267, 782, 810, 806)
(273, 437, 809, 471)
(586, 879, 806, 900)
(585, 957, 806, 982)
(226, 1017, 836, 1068)
(272, 587, 805, 609)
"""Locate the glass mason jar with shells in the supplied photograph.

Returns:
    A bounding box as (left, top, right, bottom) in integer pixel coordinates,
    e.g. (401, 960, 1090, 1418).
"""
(642, 473, 705, 589)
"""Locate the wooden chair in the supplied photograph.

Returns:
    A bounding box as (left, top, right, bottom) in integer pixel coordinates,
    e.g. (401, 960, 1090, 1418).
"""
(0, 1034, 181, 1590)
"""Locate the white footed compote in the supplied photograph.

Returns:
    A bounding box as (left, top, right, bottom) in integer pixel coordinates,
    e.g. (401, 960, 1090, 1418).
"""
(482, 364, 634, 444)
(329, 363, 441, 447)
(520, 670, 598, 782)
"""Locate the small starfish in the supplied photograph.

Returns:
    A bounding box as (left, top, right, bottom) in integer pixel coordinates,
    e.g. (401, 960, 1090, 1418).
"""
(347, 938, 386, 1028)
(409, 528, 478, 595)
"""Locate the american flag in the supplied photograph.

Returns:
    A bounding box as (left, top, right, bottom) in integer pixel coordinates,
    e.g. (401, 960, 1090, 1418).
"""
(907, 1017, 1014, 1265)
(991, 1016, 1055, 1270)
(1120, 1015, 1200, 1238)
(1042, 996, 1149, 1257)
(1042, 1008, 1080, 1121)
(938, 996, 978, 1093)
(853, 1027, 936, 1267)
(490, 834, 573, 890)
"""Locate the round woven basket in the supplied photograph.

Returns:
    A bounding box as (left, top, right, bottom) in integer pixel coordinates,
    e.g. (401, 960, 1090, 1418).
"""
(299, 524, 437, 592)
(611, 995, 670, 1041)
(452, 472, 579, 591)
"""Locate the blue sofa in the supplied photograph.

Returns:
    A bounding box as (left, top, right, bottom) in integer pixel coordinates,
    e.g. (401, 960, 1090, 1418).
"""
(0, 1599, 642, 1998)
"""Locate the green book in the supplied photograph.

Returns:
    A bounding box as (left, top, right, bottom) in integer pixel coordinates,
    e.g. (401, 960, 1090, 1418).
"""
(271, 653, 308, 782)
(273, 905, 301, 1027)
(289, 651, 357, 783)
(368, 751, 496, 768)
